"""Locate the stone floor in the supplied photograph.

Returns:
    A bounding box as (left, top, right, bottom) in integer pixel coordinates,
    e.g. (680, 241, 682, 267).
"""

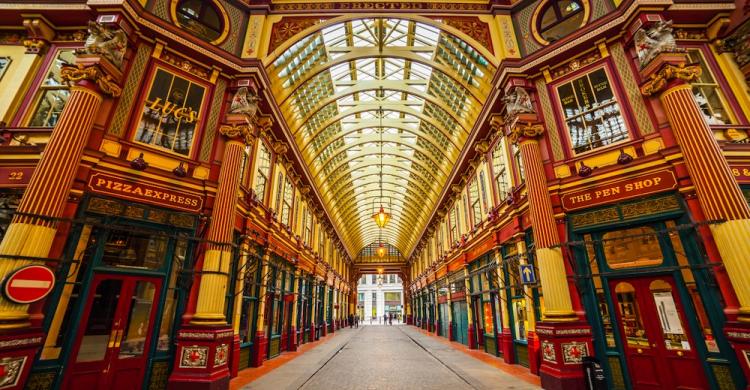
(235, 325, 541, 390)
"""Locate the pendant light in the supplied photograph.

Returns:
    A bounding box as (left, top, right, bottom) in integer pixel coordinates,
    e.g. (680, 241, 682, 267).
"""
(372, 96, 391, 229)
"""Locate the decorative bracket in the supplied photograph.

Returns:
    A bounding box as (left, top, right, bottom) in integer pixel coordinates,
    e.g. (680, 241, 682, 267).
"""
(218, 123, 254, 145)
(640, 63, 702, 96)
(60, 63, 122, 97)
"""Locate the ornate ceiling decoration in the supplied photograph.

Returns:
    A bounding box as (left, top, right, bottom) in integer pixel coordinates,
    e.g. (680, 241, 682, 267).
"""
(267, 17, 495, 260)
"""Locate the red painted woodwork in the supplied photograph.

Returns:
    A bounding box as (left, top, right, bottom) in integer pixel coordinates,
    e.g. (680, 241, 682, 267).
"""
(537, 322, 593, 390)
(288, 327, 298, 352)
(501, 328, 514, 364)
(724, 323, 750, 390)
(527, 331, 540, 375)
(230, 335, 240, 378)
(64, 274, 162, 390)
(608, 276, 708, 390)
(448, 321, 455, 341)
(467, 324, 476, 349)
(250, 331, 267, 367)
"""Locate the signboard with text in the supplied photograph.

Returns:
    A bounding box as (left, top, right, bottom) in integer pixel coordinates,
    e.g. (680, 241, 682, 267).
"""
(731, 165, 750, 184)
(0, 167, 34, 187)
(87, 173, 203, 213)
(561, 170, 677, 211)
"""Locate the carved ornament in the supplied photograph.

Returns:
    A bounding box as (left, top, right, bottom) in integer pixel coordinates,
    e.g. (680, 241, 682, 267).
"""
(640, 63, 702, 96)
(218, 123, 254, 145)
(508, 123, 545, 144)
(60, 63, 122, 97)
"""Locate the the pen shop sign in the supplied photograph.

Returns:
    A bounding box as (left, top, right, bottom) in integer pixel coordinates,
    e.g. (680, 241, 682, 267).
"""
(561, 170, 677, 211)
(87, 173, 203, 213)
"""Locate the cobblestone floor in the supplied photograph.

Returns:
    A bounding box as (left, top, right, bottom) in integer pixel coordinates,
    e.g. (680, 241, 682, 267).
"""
(240, 325, 541, 390)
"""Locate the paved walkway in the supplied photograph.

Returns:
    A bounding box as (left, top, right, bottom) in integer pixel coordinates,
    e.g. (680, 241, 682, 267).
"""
(233, 325, 541, 390)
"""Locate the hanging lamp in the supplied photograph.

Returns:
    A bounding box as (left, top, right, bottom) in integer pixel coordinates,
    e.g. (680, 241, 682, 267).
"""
(372, 99, 391, 229)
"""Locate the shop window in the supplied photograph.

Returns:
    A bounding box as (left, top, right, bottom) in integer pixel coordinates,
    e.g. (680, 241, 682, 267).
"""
(173, 0, 226, 44)
(537, 0, 586, 43)
(371, 274, 377, 284)
(156, 237, 189, 351)
(685, 48, 733, 125)
(479, 171, 489, 212)
(133, 68, 206, 156)
(513, 298, 527, 341)
(28, 49, 77, 128)
(101, 229, 170, 270)
(469, 178, 482, 226)
(119, 281, 157, 358)
(557, 68, 628, 154)
(492, 138, 511, 201)
(667, 221, 720, 353)
(649, 279, 691, 351)
(584, 235, 617, 348)
(614, 282, 649, 348)
(0, 193, 19, 242)
(254, 141, 272, 203)
(602, 226, 663, 269)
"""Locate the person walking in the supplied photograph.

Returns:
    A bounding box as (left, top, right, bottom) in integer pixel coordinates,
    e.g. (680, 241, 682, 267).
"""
(354, 315, 359, 328)
(348, 314, 353, 328)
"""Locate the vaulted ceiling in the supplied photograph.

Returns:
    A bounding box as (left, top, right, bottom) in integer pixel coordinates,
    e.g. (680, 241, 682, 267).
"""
(266, 17, 496, 260)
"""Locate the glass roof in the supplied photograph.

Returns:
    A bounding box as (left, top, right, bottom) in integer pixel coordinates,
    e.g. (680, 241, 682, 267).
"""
(267, 18, 495, 259)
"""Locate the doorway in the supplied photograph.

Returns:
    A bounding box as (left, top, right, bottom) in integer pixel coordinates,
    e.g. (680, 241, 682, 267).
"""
(610, 276, 708, 390)
(65, 273, 162, 390)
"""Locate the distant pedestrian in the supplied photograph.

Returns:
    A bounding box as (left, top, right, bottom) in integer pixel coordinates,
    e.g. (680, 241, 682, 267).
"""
(348, 314, 353, 328)
(354, 315, 359, 328)
(389, 313, 393, 325)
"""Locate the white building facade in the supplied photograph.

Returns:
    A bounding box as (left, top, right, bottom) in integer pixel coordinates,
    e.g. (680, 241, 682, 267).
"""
(357, 274, 404, 322)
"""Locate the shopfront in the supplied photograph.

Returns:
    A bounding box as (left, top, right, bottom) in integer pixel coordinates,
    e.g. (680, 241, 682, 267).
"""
(468, 254, 502, 357)
(569, 194, 745, 390)
(237, 243, 262, 370)
(449, 271, 468, 346)
(26, 195, 200, 390)
(266, 255, 293, 359)
(437, 279, 449, 338)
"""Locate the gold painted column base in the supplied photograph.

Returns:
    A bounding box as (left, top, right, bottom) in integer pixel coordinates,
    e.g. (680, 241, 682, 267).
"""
(710, 219, 750, 322)
(536, 247, 576, 322)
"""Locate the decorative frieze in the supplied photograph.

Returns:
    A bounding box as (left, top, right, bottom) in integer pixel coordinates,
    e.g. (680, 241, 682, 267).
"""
(179, 346, 208, 368)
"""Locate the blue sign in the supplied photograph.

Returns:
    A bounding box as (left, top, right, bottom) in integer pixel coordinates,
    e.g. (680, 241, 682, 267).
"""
(519, 264, 536, 285)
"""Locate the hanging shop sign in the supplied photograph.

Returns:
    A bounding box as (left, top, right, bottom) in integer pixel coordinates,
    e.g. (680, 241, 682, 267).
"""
(519, 264, 536, 285)
(2, 265, 55, 304)
(561, 170, 677, 211)
(731, 165, 750, 184)
(87, 173, 203, 213)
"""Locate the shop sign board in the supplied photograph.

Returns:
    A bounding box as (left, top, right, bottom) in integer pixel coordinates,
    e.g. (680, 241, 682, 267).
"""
(0, 167, 34, 187)
(731, 165, 750, 183)
(87, 173, 203, 213)
(561, 170, 677, 211)
(519, 264, 536, 285)
(2, 265, 55, 304)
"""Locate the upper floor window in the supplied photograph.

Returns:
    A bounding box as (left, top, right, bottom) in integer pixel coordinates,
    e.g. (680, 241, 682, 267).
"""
(254, 142, 272, 203)
(492, 139, 511, 200)
(28, 49, 76, 128)
(557, 67, 628, 154)
(449, 205, 458, 243)
(537, 0, 586, 43)
(281, 177, 294, 226)
(174, 0, 226, 44)
(685, 48, 733, 125)
(305, 208, 313, 244)
(133, 68, 206, 156)
(512, 143, 525, 183)
(469, 179, 482, 227)
(479, 171, 489, 212)
(239, 145, 251, 185)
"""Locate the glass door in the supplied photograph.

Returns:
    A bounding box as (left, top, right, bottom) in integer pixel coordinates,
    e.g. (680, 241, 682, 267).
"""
(609, 276, 708, 390)
(65, 273, 161, 390)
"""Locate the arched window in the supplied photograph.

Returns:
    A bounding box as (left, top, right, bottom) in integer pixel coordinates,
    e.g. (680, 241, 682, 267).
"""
(174, 0, 224, 43)
(537, 0, 586, 43)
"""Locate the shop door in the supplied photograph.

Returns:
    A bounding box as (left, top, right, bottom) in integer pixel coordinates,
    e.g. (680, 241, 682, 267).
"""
(65, 273, 162, 390)
(452, 301, 468, 345)
(439, 303, 449, 338)
(609, 276, 708, 390)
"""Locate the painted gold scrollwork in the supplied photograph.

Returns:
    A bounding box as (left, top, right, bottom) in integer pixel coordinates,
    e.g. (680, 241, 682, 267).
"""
(640, 63, 702, 96)
(508, 123, 545, 144)
(60, 63, 122, 97)
(218, 123, 254, 145)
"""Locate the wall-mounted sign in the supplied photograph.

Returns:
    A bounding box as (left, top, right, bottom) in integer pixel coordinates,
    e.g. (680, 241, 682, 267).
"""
(0, 167, 34, 187)
(731, 165, 750, 184)
(519, 264, 536, 285)
(561, 170, 677, 211)
(87, 173, 203, 213)
(2, 265, 55, 304)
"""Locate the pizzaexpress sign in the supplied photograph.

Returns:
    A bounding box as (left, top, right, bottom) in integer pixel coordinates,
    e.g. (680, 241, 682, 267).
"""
(87, 173, 203, 212)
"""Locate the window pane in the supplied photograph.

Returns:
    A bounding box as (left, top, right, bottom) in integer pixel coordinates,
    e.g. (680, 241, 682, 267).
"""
(119, 281, 157, 358)
(602, 226, 663, 269)
(614, 282, 649, 348)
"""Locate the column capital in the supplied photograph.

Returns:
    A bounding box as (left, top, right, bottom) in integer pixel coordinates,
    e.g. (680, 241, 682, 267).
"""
(509, 121, 545, 144)
(640, 56, 702, 96)
(60, 63, 122, 97)
(219, 122, 254, 145)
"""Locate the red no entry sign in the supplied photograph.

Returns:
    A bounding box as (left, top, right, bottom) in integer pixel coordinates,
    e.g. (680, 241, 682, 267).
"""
(3, 265, 55, 304)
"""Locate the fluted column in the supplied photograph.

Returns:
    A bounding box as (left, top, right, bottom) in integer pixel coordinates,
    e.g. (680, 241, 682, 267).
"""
(289, 269, 300, 351)
(192, 123, 252, 325)
(642, 59, 750, 322)
(0, 64, 120, 329)
(512, 124, 576, 322)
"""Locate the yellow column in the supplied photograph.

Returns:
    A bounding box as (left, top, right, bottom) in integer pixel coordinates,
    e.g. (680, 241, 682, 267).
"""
(0, 64, 120, 329)
(513, 123, 576, 322)
(310, 279, 318, 328)
(232, 241, 250, 334)
(290, 269, 300, 332)
(493, 248, 510, 330)
(255, 253, 271, 333)
(192, 123, 252, 325)
(642, 60, 750, 321)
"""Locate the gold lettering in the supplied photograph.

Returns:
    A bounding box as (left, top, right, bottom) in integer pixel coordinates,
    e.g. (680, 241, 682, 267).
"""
(145, 189, 153, 197)
(149, 97, 162, 110)
(122, 184, 132, 193)
(95, 178, 106, 187)
(113, 182, 123, 191)
(132, 187, 143, 196)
